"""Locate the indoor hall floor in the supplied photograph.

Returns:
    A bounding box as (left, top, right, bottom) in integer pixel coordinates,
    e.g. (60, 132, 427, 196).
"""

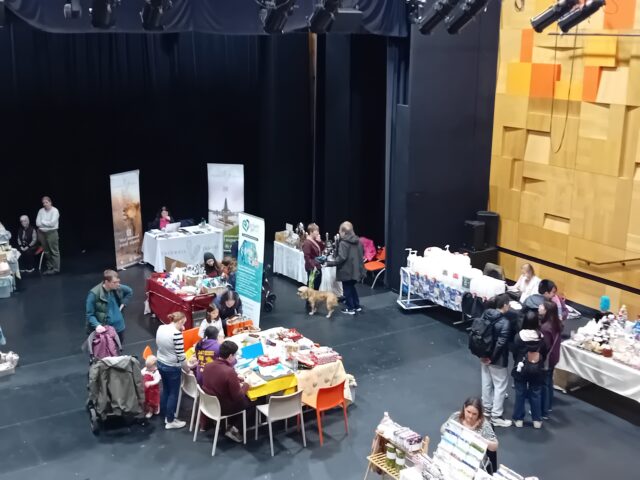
(1, 254, 639, 480)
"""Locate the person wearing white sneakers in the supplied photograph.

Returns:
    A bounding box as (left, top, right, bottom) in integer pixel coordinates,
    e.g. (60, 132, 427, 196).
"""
(156, 311, 188, 430)
(511, 310, 547, 429)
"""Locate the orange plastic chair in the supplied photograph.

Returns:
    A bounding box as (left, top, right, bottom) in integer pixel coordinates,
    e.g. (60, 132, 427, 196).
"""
(182, 327, 200, 352)
(302, 380, 348, 446)
(363, 246, 386, 289)
(142, 345, 153, 360)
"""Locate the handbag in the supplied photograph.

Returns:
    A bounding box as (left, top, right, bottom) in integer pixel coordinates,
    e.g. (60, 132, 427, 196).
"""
(307, 268, 318, 289)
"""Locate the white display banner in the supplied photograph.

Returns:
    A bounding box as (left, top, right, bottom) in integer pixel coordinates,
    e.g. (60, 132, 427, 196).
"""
(110, 170, 143, 269)
(235, 213, 265, 327)
(207, 163, 244, 253)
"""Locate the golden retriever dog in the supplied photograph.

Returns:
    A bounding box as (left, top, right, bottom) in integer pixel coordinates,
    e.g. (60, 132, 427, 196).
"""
(297, 286, 339, 318)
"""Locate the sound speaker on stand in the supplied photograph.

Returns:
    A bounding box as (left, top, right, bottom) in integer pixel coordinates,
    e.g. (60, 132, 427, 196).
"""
(477, 211, 499, 248)
(463, 220, 485, 252)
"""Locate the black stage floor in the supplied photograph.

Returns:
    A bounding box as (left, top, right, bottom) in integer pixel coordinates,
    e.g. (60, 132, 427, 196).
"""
(1, 253, 639, 480)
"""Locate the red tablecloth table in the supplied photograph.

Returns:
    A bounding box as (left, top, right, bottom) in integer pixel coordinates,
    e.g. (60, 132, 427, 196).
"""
(146, 277, 215, 329)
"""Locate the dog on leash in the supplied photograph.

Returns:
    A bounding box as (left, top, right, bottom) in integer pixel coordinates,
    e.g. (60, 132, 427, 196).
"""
(297, 286, 339, 318)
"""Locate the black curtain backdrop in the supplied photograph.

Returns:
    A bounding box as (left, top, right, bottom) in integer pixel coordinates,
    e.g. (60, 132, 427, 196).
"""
(0, 14, 312, 255)
(315, 34, 387, 246)
(5, 0, 408, 37)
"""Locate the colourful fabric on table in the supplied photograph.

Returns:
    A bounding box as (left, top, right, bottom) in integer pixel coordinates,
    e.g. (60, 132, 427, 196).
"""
(295, 360, 351, 406)
(246, 374, 298, 401)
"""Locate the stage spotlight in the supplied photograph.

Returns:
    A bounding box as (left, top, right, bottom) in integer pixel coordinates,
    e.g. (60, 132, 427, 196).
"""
(309, 0, 340, 34)
(444, 0, 490, 34)
(141, 0, 172, 31)
(557, 0, 605, 33)
(530, 0, 577, 33)
(64, 0, 83, 19)
(417, 0, 461, 34)
(90, 0, 120, 29)
(260, 0, 297, 34)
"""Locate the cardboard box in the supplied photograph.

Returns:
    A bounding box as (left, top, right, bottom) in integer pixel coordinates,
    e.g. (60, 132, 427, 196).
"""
(275, 231, 288, 243)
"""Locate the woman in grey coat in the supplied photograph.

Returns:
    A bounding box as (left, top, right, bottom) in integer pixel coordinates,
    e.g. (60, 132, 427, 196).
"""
(326, 221, 366, 315)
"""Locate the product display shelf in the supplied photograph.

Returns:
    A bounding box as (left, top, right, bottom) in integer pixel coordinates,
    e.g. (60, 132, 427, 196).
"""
(397, 267, 439, 312)
(366, 451, 403, 480)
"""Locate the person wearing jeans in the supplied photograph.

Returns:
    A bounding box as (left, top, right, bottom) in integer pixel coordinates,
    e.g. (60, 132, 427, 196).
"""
(325, 221, 366, 315)
(156, 311, 187, 429)
(540, 300, 563, 418)
(511, 311, 547, 428)
(479, 294, 512, 427)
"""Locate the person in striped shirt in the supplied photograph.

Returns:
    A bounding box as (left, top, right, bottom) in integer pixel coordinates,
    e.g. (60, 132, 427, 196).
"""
(156, 311, 187, 429)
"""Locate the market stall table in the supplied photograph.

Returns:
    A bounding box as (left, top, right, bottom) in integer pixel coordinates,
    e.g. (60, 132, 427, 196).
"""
(555, 341, 640, 402)
(142, 225, 223, 273)
(273, 241, 307, 283)
(146, 276, 217, 329)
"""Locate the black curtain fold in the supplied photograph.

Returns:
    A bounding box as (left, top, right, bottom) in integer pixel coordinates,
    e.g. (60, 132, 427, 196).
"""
(5, 0, 408, 37)
(0, 15, 312, 254)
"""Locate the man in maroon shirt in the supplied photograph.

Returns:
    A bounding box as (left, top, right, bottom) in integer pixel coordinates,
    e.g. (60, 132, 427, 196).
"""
(201, 340, 250, 443)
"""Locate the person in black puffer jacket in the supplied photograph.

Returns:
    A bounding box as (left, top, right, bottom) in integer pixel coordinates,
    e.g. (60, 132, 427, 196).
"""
(511, 310, 548, 429)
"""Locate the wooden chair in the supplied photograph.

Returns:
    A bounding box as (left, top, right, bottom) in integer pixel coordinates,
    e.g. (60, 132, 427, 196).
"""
(363, 246, 386, 289)
(302, 380, 348, 446)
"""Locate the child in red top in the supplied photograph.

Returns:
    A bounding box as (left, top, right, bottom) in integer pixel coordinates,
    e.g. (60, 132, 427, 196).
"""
(141, 355, 161, 418)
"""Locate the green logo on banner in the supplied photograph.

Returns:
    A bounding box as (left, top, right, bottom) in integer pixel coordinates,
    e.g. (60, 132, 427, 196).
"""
(242, 219, 250, 231)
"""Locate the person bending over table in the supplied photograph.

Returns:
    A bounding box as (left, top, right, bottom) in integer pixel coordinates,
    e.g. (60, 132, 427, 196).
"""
(216, 289, 243, 331)
(201, 340, 249, 443)
(150, 206, 174, 230)
(204, 251, 222, 278)
(441, 397, 499, 473)
(220, 257, 237, 289)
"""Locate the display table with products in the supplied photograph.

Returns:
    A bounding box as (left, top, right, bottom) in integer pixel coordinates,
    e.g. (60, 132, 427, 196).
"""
(146, 276, 218, 330)
(228, 327, 353, 403)
(555, 341, 640, 402)
(273, 241, 343, 296)
(142, 225, 223, 273)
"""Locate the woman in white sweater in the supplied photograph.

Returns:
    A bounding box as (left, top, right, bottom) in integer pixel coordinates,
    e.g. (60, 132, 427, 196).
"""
(508, 263, 540, 303)
(156, 311, 187, 430)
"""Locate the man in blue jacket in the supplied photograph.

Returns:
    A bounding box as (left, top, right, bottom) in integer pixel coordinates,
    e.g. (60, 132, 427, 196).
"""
(480, 293, 512, 428)
(86, 269, 133, 344)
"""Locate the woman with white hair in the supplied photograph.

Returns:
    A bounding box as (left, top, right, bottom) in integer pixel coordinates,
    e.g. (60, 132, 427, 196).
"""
(16, 215, 39, 273)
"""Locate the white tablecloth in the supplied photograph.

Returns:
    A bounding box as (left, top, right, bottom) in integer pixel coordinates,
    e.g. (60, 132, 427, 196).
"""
(273, 241, 307, 283)
(273, 241, 343, 295)
(142, 225, 223, 272)
(556, 341, 640, 402)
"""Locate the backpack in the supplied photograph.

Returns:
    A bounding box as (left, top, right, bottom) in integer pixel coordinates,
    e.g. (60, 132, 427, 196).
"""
(468, 315, 496, 358)
(91, 326, 120, 359)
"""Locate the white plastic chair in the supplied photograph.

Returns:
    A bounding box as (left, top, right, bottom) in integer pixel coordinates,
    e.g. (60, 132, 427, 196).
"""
(193, 385, 246, 456)
(175, 370, 199, 432)
(255, 390, 306, 457)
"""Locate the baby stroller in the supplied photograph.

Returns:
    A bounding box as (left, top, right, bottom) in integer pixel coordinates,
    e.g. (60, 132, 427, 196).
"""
(262, 264, 277, 312)
(85, 328, 145, 434)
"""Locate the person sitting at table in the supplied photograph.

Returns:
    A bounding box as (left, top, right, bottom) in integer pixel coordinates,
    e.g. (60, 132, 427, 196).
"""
(441, 397, 499, 473)
(199, 304, 224, 339)
(15, 215, 39, 273)
(204, 252, 221, 278)
(194, 326, 221, 384)
(507, 263, 540, 303)
(150, 206, 174, 231)
(220, 257, 237, 289)
(201, 340, 249, 442)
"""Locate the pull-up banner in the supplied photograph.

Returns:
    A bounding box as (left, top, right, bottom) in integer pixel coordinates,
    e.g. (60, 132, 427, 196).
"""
(110, 170, 143, 270)
(207, 163, 244, 253)
(235, 213, 265, 327)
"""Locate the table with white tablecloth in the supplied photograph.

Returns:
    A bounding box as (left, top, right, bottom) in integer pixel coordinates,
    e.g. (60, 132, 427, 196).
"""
(142, 225, 223, 272)
(555, 341, 640, 402)
(273, 241, 342, 296)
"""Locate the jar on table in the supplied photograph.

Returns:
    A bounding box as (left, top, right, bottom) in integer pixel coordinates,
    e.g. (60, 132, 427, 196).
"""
(386, 443, 396, 469)
(395, 449, 406, 471)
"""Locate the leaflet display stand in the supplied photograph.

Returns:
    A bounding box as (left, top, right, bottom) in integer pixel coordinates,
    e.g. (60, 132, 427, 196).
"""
(396, 267, 439, 311)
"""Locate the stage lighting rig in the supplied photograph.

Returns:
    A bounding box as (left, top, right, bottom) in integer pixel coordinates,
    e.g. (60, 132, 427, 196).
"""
(557, 0, 605, 33)
(309, 0, 340, 34)
(530, 0, 577, 33)
(90, 0, 120, 29)
(258, 0, 297, 34)
(444, 0, 490, 34)
(141, 0, 172, 31)
(64, 0, 82, 19)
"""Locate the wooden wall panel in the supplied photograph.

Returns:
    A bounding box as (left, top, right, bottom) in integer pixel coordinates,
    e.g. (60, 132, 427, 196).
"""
(491, 3, 640, 314)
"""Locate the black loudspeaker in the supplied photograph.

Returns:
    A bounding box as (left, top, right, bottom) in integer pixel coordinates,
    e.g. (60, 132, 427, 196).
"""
(463, 220, 485, 251)
(459, 247, 498, 270)
(477, 211, 499, 248)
